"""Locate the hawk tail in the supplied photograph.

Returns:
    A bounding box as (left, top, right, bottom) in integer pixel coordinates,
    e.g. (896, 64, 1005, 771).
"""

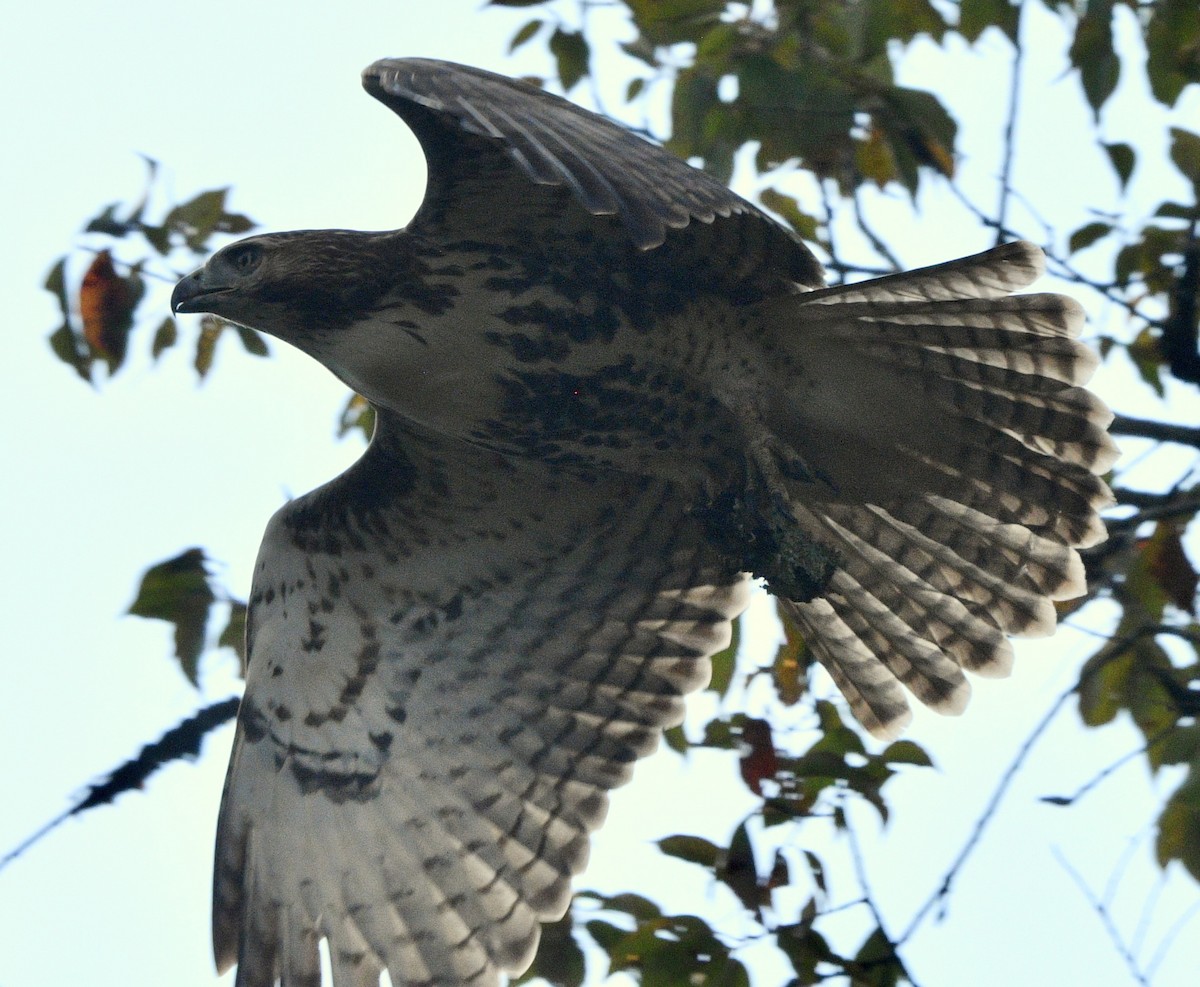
(753, 241, 1115, 737)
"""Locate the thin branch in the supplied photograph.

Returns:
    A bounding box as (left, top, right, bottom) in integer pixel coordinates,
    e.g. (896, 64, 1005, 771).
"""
(1111, 414, 1200, 450)
(994, 26, 1024, 247)
(851, 187, 901, 272)
(0, 697, 239, 873)
(1146, 897, 1200, 979)
(943, 181, 1165, 328)
(1052, 847, 1150, 986)
(820, 180, 844, 285)
(1106, 487, 1200, 529)
(898, 682, 1074, 943)
(843, 802, 921, 987)
(1039, 738, 1157, 808)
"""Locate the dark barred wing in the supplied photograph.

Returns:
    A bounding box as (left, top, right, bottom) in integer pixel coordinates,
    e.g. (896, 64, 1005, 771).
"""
(213, 413, 748, 987)
(361, 57, 822, 286)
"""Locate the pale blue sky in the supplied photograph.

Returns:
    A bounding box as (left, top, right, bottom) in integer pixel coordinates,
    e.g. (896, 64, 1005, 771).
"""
(1, 2, 1197, 986)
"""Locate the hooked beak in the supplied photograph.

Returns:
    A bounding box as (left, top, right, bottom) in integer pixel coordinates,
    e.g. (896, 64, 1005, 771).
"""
(171, 268, 225, 315)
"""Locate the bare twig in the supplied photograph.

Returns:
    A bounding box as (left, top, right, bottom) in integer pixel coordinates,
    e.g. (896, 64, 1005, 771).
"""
(843, 802, 920, 987)
(943, 182, 1165, 328)
(994, 26, 1024, 247)
(851, 188, 901, 272)
(1146, 896, 1200, 979)
(898, 682, 1074, 943)
(1052, 847, 1150, 985)
(1039, 739, 1157, 807)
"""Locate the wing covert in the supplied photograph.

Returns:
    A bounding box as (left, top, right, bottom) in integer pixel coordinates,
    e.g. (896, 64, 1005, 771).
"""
(214, 412, 749, 987)
(361, 56, 817, 278)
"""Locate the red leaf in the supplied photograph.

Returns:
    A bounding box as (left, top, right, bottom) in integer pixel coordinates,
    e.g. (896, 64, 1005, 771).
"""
(738, 717, 779, 795)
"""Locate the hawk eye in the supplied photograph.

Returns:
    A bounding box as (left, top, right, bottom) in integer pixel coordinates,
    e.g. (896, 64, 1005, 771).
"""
(230, 244, 262, 274)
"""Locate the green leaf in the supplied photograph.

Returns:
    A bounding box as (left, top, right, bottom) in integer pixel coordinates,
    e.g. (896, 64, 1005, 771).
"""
(627, 0, 727, 46)
(881, 739, 933, 767)
(759, 188, 820, 241)
(599, 892, 663, 922)
(1169, 127, 1200, 190)
(1068, 0, 1119, 117)
(718, 821, 762, 914)
(656, 834, 721, 869)
(337, 392, 376, 442)
(959, 0, 1019, 43)
(508, 18, 542, 54)
(151, 317, 178, 361)
(853, 926, 906, 987)
(1146, 0, 1200, 107)
(194, 315, 224, 380)
(513, 910, 585, 987)
(662, 723, 688, 753)
(44, 257, 92, 383)
(625, 77, 646, 103)
(1068, 220, 1114, 254)
(1155, 201, 1200, 220)
(776, 920, 837, 982)
(84, 202, 133, 238)
(234, 325, 269, 357)
(549, 28, 589, 92)
(863, 0, 948, 61)
(707, 614, 739, 697)
(1156, 768, 1200, 880)
(1103, 141, 1136, 190)
(128, 548, 216, 686)
(218, 600, 248, 671)
(1126, 325, 1165, 397)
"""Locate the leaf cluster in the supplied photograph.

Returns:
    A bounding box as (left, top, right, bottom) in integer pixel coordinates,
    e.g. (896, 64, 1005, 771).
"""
(43, 157, 265, 383)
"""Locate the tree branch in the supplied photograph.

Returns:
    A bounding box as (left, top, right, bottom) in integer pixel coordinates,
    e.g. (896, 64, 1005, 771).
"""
(1110, 414, 1200, 449)
(898, 682, 1074, 943)
(994, 24, 1024, 247)
(0, 697, 239, 873)
(1052, 847, 1151, 986)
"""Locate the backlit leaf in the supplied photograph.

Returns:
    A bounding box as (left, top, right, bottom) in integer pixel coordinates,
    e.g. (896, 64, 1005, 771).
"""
(1068, 0, 1119, 116)
(1068, 221, 1113, 254)
(549, 28, 589, 92)
(151, 317, 178, 360)
(1169, 127, 1200, 190)
(508, 18, 542, 54)
(1146, 0, 1200, 107)
(656, 834, 720, 869)
(959, 0, 1019, 43)
(79, 250, 141, 373)
(707, 613, 739, 698)
(128, 548, 216, 686)
(218, 600, 248, 674)
(1156, 769, 1200, 880)
(1103, 141, 1135, 190)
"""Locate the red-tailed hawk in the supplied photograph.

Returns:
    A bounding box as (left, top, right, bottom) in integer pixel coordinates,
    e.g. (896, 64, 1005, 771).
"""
(170, 58, 1114, 987)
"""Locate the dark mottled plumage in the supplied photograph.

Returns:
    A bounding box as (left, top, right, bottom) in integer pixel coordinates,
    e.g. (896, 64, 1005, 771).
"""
(170, 58, 1115, 987)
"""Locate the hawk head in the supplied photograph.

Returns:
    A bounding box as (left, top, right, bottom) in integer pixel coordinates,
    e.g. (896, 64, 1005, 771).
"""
(171, 230, 426, 344)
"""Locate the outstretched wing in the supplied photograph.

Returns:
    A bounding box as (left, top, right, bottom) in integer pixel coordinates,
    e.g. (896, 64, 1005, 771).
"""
(214, 412, 748, 987)
(360, 57, 823, 287)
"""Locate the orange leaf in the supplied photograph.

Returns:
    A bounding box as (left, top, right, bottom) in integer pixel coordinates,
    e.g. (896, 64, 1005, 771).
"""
(79, 250, 136, 366)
